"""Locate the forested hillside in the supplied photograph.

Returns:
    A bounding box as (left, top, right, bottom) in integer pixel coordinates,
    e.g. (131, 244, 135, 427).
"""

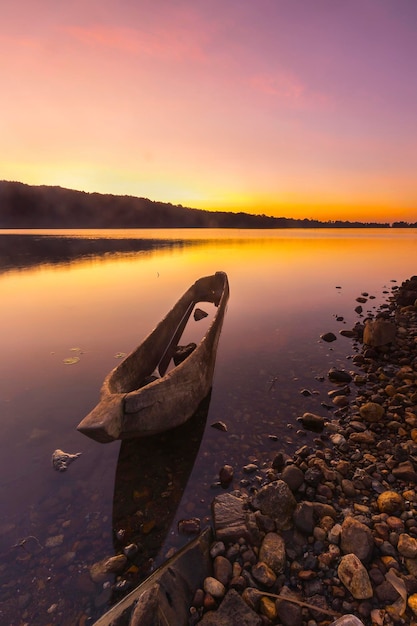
(0, 181, 394, 228)
(0, 181, 283, 228)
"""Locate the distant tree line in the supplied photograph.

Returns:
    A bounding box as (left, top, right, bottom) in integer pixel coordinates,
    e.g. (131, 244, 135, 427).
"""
(0, 180, 413, 229)
(391, 221, 417, 228)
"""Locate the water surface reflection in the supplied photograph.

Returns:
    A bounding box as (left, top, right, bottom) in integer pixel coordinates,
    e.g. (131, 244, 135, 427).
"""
(0, 228, 416, 624)
(110, 395, 209, 604)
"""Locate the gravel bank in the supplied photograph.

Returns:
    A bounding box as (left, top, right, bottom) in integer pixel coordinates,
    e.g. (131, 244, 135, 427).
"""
(190, 276, 417, 626)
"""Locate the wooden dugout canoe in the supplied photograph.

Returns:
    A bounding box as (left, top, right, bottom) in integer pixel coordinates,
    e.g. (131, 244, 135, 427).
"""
(77, 271, 229, 443)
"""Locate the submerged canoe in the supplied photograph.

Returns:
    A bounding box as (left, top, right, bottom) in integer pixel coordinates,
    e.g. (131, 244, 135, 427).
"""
(77, 271, 229, 443)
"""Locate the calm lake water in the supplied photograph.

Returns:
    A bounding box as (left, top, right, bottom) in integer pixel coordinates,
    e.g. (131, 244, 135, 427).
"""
(0, 228, 416, 624)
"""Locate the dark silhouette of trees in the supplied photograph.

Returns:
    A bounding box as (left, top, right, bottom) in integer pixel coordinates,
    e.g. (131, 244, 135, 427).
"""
(0, 180, 395, 229)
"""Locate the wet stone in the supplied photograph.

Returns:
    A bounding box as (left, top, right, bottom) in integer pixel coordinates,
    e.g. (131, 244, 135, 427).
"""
(321, 332, 337, 342)
(251, 561, 276, 587)
(259, 532, 286, 574)
(219, 465, 234, 487)
(293, 501, 315, 535)
(213, 555, 233, 586)
(45, 534, 64, 548)
(212, 493, 253, 544)
(397, 533, 417, 558)
(408, 593, 417, 617)
(338, 554, 373, 599)
(243, 464, 258, 474)
(251, 480, 296, 530)
(178, 517, 201, 534)
(299, 412, 325, 432)
(259, 595, 277, 620)
(281, 465, 304, 492)
(363, 318, 396, 347)
(377, 491, 405, 514)
(210, 541, 225, 558)
(359, 402, 385, 422)
(328, 368, 353, 383)
(89, 554, 127, 583)
(340, 517, 374, 562)
(392, 461, 417, 482)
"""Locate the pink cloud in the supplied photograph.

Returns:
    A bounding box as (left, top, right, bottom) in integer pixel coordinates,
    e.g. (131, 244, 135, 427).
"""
(64, 18, 212, 64)
(250, 71, 305, 101)
(248, 70, 333, 111)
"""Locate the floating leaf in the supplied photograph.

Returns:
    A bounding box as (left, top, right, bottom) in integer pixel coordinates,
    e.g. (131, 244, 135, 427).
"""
(63, 357, 80, 365)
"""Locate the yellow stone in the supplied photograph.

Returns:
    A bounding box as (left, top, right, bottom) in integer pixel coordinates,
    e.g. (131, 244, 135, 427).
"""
(260, 596, 277, 620)
(381, 556, 400, 570)
(403, 490, 417, 502)
(411, 429, 417, 443)
(377, 491, 405, 514)
(408, 594, 417, 617)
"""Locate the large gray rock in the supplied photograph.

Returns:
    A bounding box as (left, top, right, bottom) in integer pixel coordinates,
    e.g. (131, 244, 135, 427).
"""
(251, 480, 296, 530)
(363, 318, 396, 346)
(212, 493, 254, 543)
(340, 517, 374, 562)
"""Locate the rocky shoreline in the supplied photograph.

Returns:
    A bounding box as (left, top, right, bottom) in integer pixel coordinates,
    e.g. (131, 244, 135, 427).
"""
(189, 276, 417, 626)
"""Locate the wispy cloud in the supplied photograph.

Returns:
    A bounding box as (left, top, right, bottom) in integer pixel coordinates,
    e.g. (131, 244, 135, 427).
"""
(250, 71, 305, 102)
(248, 69, 332, 111)
(64, 20, 210, 63)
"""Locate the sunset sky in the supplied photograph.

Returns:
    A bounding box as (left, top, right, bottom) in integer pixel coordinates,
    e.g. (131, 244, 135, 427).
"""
(1, 0, 416, 222)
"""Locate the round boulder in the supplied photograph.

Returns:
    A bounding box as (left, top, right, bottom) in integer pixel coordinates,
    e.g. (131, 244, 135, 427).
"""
(359, 402, 384, 422)
(377, 491, 405, 514)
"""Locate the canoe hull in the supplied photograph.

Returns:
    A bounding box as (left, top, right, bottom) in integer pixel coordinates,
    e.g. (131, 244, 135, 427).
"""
(77, 272, 229, 442)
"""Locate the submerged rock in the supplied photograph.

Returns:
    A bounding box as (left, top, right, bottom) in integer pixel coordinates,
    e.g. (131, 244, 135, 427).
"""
(321, 332, 337, 342)
(51, 449, 81, 472)
(299, 412, 325, 432)
(328, 368, 353, 383)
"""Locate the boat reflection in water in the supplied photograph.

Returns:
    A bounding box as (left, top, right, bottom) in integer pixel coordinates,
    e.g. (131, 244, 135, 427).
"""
(109, 393, 210, 603)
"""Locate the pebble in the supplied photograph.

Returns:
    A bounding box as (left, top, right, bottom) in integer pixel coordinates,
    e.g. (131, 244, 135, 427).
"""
(45, 534, 64, 548)
(203, 576, 226, 599)
(190, 277, 417, 626)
